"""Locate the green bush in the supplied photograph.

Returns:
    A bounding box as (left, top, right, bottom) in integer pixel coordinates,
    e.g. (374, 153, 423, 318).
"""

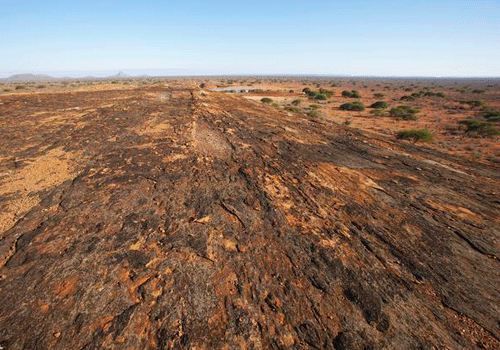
(370, 101, 388, 109)
(314, 93, 327, 100)
(459, 100, 484, 108)
(422, 91, 446, 98)
(397, 129, 433, 143)
(373, 93, 385, 98)
(284, 106, 301, 113)
(3, 89, 12, 92)
(15, 85, 25, 90)
(339, 102, 365, 111)
(459, 119, 500, 137)
(390, 106, 420, 120)
(291, 99, 302, 106)
(342, 90, 360, 98)
(261, 97, 273, 104)
(482, 108, 500, 122)
(472, 89, 485, 94)
(400, 95, 416, 101)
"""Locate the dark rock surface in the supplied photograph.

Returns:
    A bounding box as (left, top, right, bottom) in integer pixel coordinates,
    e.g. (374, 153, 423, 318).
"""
(0, 86, 499, 349)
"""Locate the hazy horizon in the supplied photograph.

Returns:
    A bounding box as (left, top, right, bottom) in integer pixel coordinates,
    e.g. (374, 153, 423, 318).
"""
(1, 1, 499, 77)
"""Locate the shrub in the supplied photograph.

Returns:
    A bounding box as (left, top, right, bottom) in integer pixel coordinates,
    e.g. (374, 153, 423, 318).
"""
(373, 93, 385, 98)
(397, 129, 433, 143)
(284, 106, 301, 113)
(37, 85, 46, 89)
(291, 99, 302, 106)
(390, 106, 420, 120)
(341, 90, 360, 98)
(3, 89, 11, 92)
(261, 97, 273, 104)
(315, 93, 327, 100)
(310, 104, 320, 109)
(482, 108, 500, 122)
(15, 85, 25, 90)
(459, 100, 484, 108)
(400, 95, 416, 101)
(370, 101, 388, 109)
(339, 102, 365, 111)
(459, 119, 500, 137)
(472, 89, 485, 94)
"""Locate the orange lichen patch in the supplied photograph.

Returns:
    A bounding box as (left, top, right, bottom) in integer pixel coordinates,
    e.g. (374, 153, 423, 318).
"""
(426, 200, 482, 223)
(53, 275, 79, 298)
(163, 153, 187, 163)
(39, 302, 50, 313)
(0, 147, 79, 236)
(264, 174, 294, 211)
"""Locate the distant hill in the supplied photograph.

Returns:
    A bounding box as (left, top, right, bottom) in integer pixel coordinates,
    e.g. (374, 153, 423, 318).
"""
(0, 73, 57, 82)
(113, 71, 129, 78)
(0, 71, 135, 82)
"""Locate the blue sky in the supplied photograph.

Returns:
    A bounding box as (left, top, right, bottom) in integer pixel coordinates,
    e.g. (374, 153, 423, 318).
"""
(1, 1, 499, 77)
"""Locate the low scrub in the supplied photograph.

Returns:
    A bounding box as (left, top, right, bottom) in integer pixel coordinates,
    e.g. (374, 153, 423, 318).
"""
(261, 97, 273, 104)
(472, 89, 485, 94)
(459, 119, 500, 137)
(370, 101, 388, 109)
(291, 99, 302, 106)
(390, 106, 419, 120)
(397, 129, 433, 143)
(339, 102, 365, 111)
(303, 88, 332, 100)
(341, 90, 361, 98)
(482, 108, 500, 122)
(15, 85, 26, 90)
(373, 93, 385, 98)
(423, 91, 446, 98)
(459, 100, 484, 108)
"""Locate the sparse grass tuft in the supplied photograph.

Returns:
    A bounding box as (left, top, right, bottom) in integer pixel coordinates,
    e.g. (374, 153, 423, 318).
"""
(284, 106, 301, 113)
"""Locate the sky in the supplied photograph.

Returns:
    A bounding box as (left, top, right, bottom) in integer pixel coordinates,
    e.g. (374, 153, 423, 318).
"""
(0, 0, 499, 77)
